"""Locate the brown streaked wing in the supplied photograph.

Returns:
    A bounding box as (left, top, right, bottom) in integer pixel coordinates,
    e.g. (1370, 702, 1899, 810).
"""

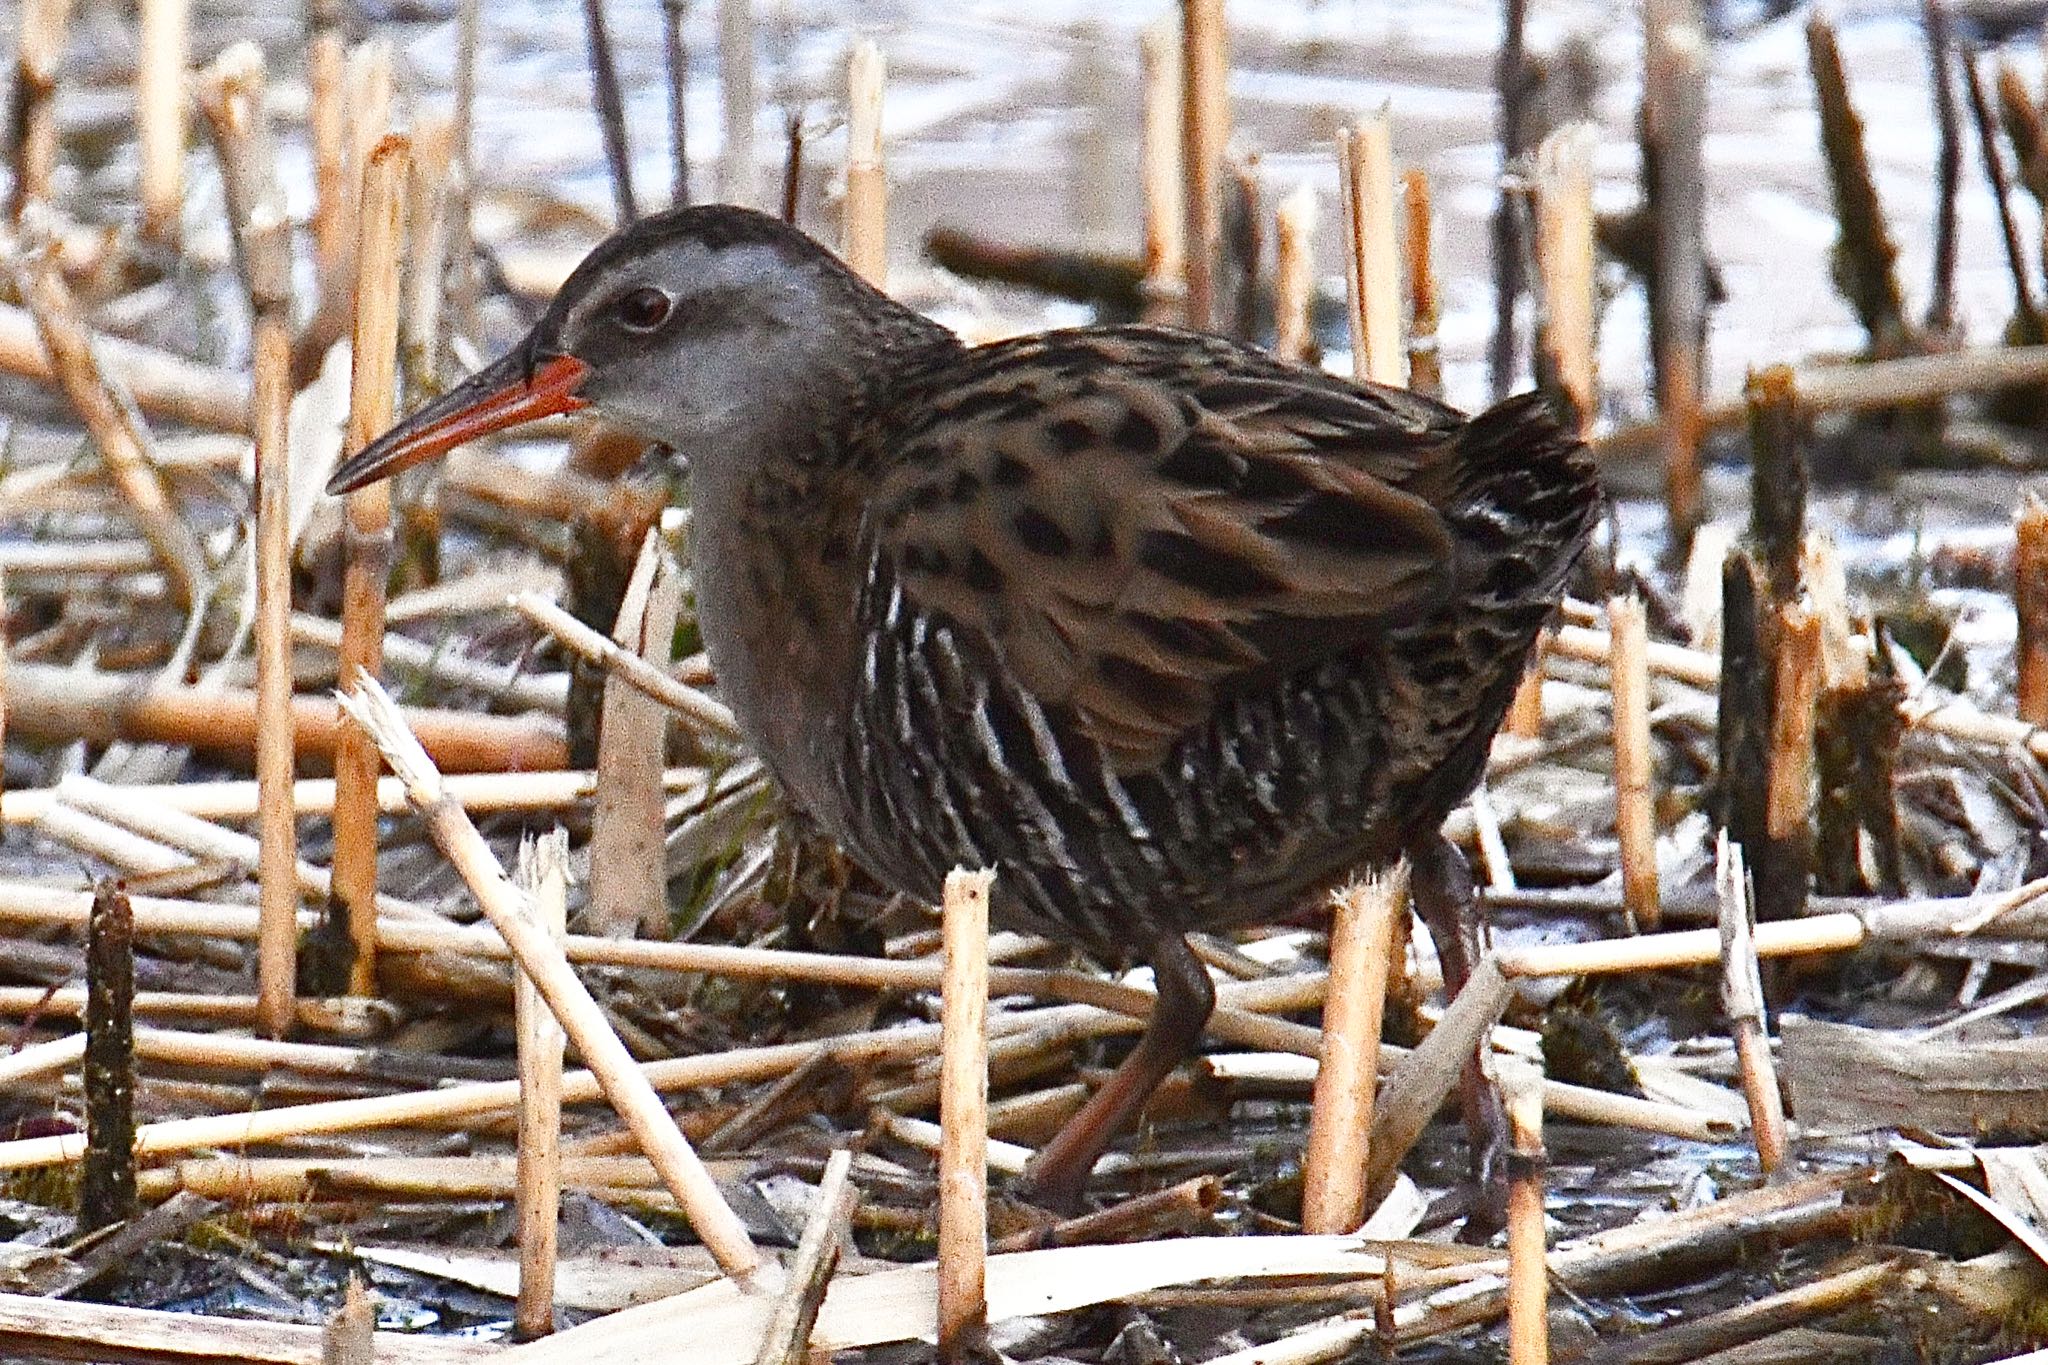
(868, 329, 1464, 770)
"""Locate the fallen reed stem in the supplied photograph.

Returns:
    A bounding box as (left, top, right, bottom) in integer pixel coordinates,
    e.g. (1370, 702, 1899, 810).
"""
(335, 673, 765, 1285)
(3, 248, 207, 607)
(938, 868, 993, 1363)
(333, 132, 411, 995)
(842, 40, 887, 287)
(511, 590, 740, 739)
(1301, 870, 1402, 1234)
(753, 1148, 856, 1365)
(0, 299, 249, 430)
(515, 832, 569, 1339)
(2, 660, 565, 770)
(1337, 112, 1402, 385)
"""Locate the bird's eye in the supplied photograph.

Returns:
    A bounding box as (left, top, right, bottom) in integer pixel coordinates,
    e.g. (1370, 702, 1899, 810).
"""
(615, 286, 673, 332)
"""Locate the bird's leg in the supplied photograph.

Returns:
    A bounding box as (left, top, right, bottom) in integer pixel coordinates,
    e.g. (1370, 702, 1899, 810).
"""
(1407, 830, 1510, 1235)
(1014, 932, 1216, 1214)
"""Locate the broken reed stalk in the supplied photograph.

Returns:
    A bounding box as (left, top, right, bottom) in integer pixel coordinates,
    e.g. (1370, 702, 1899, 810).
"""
(401, 117, 454, 396)
(938, 868, 994, 1364)
(1300, 871, 1402, 1234)
(136, 0, 189, 247)
(664, 0, 689, 206)
(1533, 122, 1598, 429)
(590, 528, 680, 937)
(308, 28, 345, 283)
(81, 878, 137, 1232)
(4, 250, 206, 608)
(1643, 0, 1707, 544)
(1608, 594, 1659, 932)
(1365, 955, 1512, 1205)
(3, 659, 566, 770)
(515, 833, 569, 1340)
(0, 297, 250, 430)
(1179, 0, 1229, 331)
(1337, 113, 1402, 385)
(716, 0, 756, 206)
(1717, 836, 1789, 1175)
(1814, 673, 1907, 896)
(333, 132, 411, 996)
(752, 1148, 856, 1365)
(1746, 364, 1808, 602)
(581, 0, 638, 224)
(1141, 18, 1187, 324)
(324, 1277, 375, 1365)
(1272, 185, 1317, 365)
(1718, 551, 1777, 908)
(842, 40, 887, 287)
(1761, 609, 1826, 929)
(1502, 1058, 1547, 1365)
(335, 673, 765, 1284)
(7, 0, 73, 219)
(1806, 13, 1910, 352)
(1767, 605, 1822, 861)
(1402, 168, 1442, 398)
(2019, 494, 2048, 724)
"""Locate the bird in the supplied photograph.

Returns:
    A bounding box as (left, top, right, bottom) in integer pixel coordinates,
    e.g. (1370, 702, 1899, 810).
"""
(329, 204, 1600, 1216)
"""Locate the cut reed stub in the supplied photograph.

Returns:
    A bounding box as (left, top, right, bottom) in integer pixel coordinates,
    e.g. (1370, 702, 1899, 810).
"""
(1502, 1057, 1548, 1365)
(938, 866, 993, 1364)
(1608, 594, 1659, 932)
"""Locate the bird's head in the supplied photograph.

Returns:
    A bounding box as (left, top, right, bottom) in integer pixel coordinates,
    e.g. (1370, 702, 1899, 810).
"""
(327, 204, 935, 495)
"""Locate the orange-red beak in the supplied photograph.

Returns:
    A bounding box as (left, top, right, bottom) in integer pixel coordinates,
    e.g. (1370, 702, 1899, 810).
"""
(326, 352, 591, 495)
